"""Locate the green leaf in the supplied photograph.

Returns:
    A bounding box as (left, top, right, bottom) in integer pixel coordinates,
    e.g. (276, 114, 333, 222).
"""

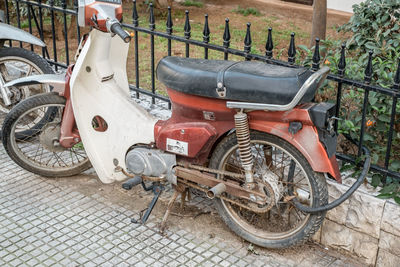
(394, 196, 400, 205)
(371, 174, 381, 187)
(376, 193, 394, 199)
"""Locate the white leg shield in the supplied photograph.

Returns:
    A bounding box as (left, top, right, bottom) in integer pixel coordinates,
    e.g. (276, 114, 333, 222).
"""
(70, 30, 157, 183)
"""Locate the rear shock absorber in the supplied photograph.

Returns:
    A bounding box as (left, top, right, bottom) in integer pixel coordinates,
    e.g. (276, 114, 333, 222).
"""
(234, 111, 255, 187)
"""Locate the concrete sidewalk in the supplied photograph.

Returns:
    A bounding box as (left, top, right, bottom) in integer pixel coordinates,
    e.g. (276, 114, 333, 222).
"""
(0, 141, 363, 267)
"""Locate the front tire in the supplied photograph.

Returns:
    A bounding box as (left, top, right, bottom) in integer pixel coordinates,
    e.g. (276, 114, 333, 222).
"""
(209, 131, 328, 248)
(2, 93, 91, 177)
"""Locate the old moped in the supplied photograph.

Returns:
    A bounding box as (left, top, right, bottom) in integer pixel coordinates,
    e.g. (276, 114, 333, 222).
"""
(2, 0, 370, 248)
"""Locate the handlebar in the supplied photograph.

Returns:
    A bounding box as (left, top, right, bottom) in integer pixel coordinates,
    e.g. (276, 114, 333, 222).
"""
(110, 22, 131, 43)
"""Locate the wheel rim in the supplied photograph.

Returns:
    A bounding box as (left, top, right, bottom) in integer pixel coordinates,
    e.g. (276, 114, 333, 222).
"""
(218, 139, 314, 240)
(9, 103, 89, 173)
(0, 55, 51, 129)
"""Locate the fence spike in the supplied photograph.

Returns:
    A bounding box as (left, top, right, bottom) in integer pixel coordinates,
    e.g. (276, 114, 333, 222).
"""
(312, 38, 320, 71)
(364, 50, 373, 84)
(265, 27, 273, 59)
(61, 0, 66, 9)
(223, 18, 231, 48)
(184, 10, 191, 39)
(132, 0, 138, 27)
(393, 59, 400, 91)
(203, 14, 210, 43)
(244, 22, 252, 54)
(288, 32, 296, 64)
(149, 3, 155, 30)
(338, 42, 346, 77)
(166, 6, 173, 34)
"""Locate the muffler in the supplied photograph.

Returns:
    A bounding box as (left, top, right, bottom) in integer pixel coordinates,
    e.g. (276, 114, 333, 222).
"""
(207, 183, 226, 199)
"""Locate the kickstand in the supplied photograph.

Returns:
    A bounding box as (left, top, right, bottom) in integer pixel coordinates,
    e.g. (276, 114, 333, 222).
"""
(159, 184, 186, 234)
(131, 182, 164, 225)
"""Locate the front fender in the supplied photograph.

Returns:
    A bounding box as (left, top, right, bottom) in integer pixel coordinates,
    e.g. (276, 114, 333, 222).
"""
(0, 22, 45, 47)
(4, 74, 65, 92)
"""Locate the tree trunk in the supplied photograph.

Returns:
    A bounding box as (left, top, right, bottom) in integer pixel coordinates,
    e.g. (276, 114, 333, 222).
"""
(310, 0, 327, 47)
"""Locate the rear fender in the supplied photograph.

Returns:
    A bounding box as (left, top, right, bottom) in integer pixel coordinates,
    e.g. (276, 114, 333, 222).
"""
(0, 23, 46, 47)
(3, 74, 66, 92)
(250, 118, 341, 182)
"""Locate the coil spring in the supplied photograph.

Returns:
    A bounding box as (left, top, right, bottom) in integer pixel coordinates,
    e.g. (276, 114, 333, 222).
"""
(234, 112, 253, 169)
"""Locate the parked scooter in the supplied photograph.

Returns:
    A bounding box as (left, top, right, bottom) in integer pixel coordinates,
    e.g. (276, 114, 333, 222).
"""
(0, 18, 54, 137)
(1, 0, 370, 248)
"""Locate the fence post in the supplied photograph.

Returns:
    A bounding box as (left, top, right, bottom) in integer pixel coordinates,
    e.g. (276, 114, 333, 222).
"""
(49, 0, 58, 71)
(149, 3, 155, 104)
(203, 14, 210, 59)
(265, 27, 273, 60)
(166, 6, 173, 57)
(311, 38, 320, 71)
(358, 50, 373, 157)
(223, 18, 230, 60)
(133, 0, 140, 98)
(383, 60, 400, 183)
(244, 22, 252, 61)
(288, 32, 296, 65)
(184, 10, 191, 58)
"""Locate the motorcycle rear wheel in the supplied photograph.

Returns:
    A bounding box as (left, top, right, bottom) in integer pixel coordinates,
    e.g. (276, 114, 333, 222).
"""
(209, 131, 328, 248)
(2, 93, 91, 177)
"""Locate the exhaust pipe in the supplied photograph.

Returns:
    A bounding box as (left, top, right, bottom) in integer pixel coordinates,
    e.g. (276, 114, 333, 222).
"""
(207, 183, 226, 199)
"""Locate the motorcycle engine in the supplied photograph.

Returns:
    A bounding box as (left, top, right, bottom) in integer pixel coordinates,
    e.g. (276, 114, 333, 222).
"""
(125, 147, 177, 184)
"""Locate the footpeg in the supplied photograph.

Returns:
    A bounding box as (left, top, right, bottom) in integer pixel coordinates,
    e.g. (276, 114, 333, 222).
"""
(131, 182, 164, 225)
(122, 176, 143, 190)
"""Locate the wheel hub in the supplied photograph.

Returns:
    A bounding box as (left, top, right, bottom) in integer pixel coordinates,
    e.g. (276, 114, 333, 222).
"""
(262, 169, 283, 205)
(39, 123, 65, 152)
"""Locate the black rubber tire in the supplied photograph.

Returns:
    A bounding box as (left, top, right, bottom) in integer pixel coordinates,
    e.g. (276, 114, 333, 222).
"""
(2, 93, 92, 177)
(209, 131, 328, 249)
(0, 47, 54, 138)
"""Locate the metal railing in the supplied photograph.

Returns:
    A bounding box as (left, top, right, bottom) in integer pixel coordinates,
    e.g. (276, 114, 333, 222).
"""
(4, 0, 400, 181)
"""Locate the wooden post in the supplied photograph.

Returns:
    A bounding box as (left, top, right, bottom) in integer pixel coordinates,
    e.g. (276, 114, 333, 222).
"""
(310, 0, 327, 47)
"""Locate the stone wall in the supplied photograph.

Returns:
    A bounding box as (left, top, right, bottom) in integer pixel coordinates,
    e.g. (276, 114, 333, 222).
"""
(312, 178, 400, 266)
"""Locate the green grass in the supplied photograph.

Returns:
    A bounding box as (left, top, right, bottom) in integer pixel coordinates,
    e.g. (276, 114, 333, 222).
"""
(181, 0, 204, 8)
(232, 6, 261, 17)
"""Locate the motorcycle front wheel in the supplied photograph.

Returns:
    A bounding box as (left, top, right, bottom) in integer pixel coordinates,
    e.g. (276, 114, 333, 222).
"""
(2, 93, 91, 177)
(209, 131, 328, 248)
(0, 47, 54, 137)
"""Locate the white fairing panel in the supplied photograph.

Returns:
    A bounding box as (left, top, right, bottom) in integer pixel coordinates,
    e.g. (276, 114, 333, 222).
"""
(70, 30, 157, 183)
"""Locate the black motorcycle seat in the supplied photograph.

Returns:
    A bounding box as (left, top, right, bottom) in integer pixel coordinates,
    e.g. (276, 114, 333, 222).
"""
(156, 56, 317, 105)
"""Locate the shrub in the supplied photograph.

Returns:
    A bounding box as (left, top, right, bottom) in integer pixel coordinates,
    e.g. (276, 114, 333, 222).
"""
(339, 0, 400, 57)
(181, 0, 204, 8)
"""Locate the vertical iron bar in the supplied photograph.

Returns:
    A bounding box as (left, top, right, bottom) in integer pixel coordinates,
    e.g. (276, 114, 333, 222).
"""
(62, 0, 69, 65)
(49, 0, 58, 71)
(265, 27, 273, 60)
(311, 38, 320, 70)
(288, 32, 296, 65)
(223, 18, 230, 60)
(149, 3, 155, 104)
(74, 0, 81, 41)
(383, 60, 400, 183)
(5, 0, 11, 46)
(15, 0, 22, 47)
(358, 50, 373, 157)
(133, 0, 139, 99)
(27, 2, 33, 51)
(335, 42, 346, 132)
(38, 0, 45, 57)
(166, 6, 173, 57)
(184, 10, 191, 58)
(203, 14, 210, 59)
(244, 22, 251, 61)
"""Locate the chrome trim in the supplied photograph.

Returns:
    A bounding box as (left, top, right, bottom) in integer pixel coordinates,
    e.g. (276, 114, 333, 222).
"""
(226, 66, 330, 111)
(4, 74, 65, 91)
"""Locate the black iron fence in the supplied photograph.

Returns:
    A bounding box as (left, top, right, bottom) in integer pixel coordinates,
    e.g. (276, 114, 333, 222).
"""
(4, 0, 400, 181)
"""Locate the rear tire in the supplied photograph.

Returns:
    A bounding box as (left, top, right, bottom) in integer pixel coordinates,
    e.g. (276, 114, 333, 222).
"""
(209, 131, 328, 248)
(2, 93, 91, 177)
